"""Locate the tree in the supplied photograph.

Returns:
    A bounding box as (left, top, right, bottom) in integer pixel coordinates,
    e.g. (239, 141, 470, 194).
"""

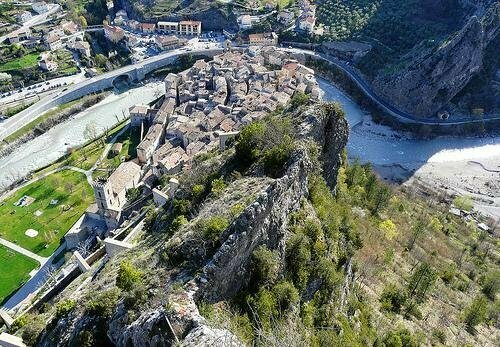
(83, 121, 100, 144)
(94, 53, 108, 68)
(406, 219, 427, 250)
(463, 295, 488, 333)
(407, 263, 437, 303)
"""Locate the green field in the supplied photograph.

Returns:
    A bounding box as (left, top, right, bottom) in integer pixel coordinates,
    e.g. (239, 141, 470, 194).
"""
(0, 53, 40, 72)
(0, 170, 93, 257)
(0, 245, 39, 304)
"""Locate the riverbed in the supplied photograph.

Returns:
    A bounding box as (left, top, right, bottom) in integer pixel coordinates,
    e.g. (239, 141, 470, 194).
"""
(0, 82, 165, 190)
(318, 78, 500, 219)
(0, 78, 498, 218)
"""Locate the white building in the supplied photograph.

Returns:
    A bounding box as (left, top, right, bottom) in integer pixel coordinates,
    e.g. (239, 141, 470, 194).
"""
(17, 11, 32, 24)
(178, 21, 201, 36)
(32, 1, 50, 14)
(157, 21, 179, 34)
(238, 15, 252, 30)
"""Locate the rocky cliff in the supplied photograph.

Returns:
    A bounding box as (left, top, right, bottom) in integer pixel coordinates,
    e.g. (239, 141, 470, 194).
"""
(372, 3, 499, 117)
(33, 102, 348, 347)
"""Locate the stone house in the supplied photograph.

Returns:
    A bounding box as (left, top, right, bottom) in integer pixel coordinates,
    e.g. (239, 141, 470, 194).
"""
(104, 25, 125, 43)
(155, 35, 186, 51)
(92, 161, 142, 229)
(248, 32, 278, 46)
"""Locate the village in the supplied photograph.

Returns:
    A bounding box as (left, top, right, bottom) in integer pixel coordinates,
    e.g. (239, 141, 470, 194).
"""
(66, 45, 320, 247)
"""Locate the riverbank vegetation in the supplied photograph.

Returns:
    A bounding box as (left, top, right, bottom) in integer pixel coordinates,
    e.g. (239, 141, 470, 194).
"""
(0, 92, 108, 156)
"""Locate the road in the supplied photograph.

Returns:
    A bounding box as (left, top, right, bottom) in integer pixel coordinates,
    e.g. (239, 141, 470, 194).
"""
(2, 44, 499, 142)
(281, 47, 500, 125)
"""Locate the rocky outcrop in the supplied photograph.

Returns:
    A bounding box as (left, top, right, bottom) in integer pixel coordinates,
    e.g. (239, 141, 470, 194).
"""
(197, 104, 348, 303)
(372, 3, 499, 117)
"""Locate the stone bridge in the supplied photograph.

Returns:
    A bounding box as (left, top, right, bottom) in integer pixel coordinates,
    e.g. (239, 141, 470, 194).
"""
(0, 48, 223, 141)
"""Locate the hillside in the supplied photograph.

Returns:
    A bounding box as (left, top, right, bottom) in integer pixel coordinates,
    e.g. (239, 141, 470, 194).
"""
(318, 0, 500, 117)
(6, 98, 498, 346)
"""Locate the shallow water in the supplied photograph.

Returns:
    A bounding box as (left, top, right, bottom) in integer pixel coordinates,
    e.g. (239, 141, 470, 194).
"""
(317, 78, 500, 170)
(0, 82, 165, 189)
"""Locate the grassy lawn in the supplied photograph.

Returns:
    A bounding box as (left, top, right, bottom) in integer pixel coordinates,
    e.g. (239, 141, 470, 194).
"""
(0, 170, 93, 257)
(0, 53, 40, 72)
(0, 245, 39, 304)
(99, 126, 141, 169)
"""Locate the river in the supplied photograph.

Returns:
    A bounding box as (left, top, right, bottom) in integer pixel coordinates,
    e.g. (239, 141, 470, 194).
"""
(0, 78, 498, 217)
(0, 82, 165, 190)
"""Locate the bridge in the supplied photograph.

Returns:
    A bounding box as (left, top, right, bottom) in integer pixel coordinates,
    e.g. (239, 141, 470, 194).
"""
(2, 45, 499, 142)
(0, 48, 223, 142)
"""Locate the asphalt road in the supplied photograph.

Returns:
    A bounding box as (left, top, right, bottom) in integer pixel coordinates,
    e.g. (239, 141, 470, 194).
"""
(2, 44, 499, 142)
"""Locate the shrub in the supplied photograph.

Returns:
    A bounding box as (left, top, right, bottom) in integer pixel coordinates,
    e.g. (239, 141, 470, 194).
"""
(251, 246, 280, 288)
(86, 288, 120, 318)
(210, 177, 226, 196)
(172, 199, 192, 216)
(125, 187, 141, 203)
(432, 328, 446, 344)
(380, 284, 407, 314)
(453, 195, 473, 211)
(249, 288, 278, 330)
(440, 263, 456, 284)
(262, 134, 294, 177)
(169, 215, 188, 233)
(199, 216, 230, 242)
(463, 295, 488, 332)
(8, 315, 28, 333)
(290, 91, 309, 109)
(235, 116, 295, 176)
(272, 281, 299, 312)
(116, 261, 143, 291)
(55, 299, 76, 318)
(481, 270, 499, 301)
(123, 284, 147, 309)
(380, 327, 418, 347)
(379, 219, 398, 240)
(192, 184, 205, 199)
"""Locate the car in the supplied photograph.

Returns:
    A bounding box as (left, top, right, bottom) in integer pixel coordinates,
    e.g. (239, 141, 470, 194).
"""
(45, 81, 50, 85)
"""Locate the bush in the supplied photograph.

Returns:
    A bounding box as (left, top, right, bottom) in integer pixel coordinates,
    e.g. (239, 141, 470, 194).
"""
(116, 261, 143, 291)
(235, 116, 295, 176)
(251, 245, 280, 288)
(8, 315, 28, 333)
(463, 295, 488, 333)
(210, 177, 226, 196)
(125, 187, 141, 203)
(272, 281, 300, 312)
(379, 327, 418, 347)
(86, 288, 120, 318)
(123, 284, 147, 309)
(170, 215, 188, 233)
(55, 299, 76, 318)
(290, 91, 309, 109)
(199, 216, 230, 242)
(453, 196, 473, 211)
(379, 219, 398, 240)
(481, 270, 499, 301)
(380, 284, 407, 314)
(440, 263, 457, 284)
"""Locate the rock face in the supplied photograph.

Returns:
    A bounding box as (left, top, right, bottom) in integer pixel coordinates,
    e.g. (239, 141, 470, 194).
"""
(197, 105, 348, 303)
(36, 103, 348, 347)
(119, 0, 237, 31)
(372, 3, 499, 117)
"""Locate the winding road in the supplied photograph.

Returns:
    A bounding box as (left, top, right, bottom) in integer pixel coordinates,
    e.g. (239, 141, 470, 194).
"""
(2, 44, 499, 143)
